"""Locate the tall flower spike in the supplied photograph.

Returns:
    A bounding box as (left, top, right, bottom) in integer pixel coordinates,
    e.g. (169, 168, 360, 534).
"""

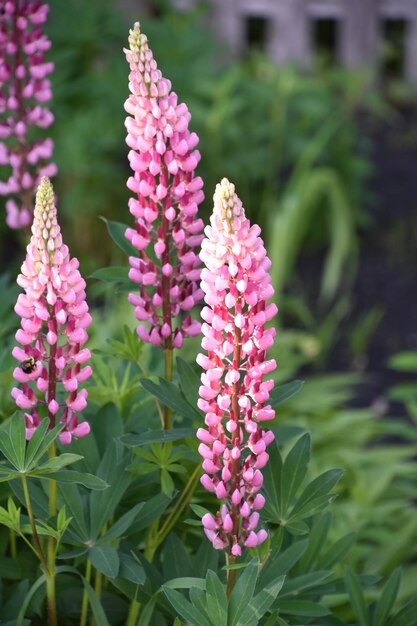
(197, 179, 278, 556)
(124, 22, 204, 352)
(12, 177, 92, 444)
(0, 0, 56, 229)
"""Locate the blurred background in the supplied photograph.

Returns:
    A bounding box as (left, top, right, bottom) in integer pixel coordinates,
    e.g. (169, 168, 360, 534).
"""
(1, 0, 417, 603)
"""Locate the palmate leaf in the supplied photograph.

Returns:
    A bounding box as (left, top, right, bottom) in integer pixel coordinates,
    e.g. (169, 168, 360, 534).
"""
(344, 567, 370, 626)
(121, 428, 195, 447)
(373, 568, 402, 626)
(269, 380, 304, 407)
(119, 553, 146, 585)
(140, 377, 201, 421)
(100, 216, 135, 256)
(40, 470, 108, 490)
(89, 266, 129, 283)
(163, 587, 211, 626)
(89, 545, 120, 579)
(280, 433, 311, 516)
(239, 575, 285, 626)
(228, 559, 259, 626)
(205, 570, 227, 626)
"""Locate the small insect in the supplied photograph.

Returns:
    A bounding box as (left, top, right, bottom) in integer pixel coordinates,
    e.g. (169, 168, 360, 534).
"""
(20, 356, 37, 374)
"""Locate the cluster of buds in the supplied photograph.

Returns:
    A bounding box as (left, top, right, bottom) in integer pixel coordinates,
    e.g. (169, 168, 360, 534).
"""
(197, 179, 277, 555)
(124, 22, 203, 350)
(0, 0, 56, 229)
(12, 177, 92, 444)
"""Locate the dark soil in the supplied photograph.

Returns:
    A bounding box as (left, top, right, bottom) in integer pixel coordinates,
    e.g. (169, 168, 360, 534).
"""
(334, 107, 417, 410)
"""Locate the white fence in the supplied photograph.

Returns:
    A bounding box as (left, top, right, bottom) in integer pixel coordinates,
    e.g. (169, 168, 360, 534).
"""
(169, 0, 417, 80)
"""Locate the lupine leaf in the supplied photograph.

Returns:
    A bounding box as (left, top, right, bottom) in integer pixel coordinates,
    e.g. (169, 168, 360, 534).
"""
(100, 217, 135, 256)
(121, 428, 195, 447)
(101, 502, 145, 541)
(280, 433, 310, 516)
(89, 545, 120, 579)
(163, 587, 211, 626)
(373, 568, 402, 626)
(228, 559, 259, 626)
(344, 567, 370, 626)
(90, 266, 129, 283)
(269, 380, 304, 406)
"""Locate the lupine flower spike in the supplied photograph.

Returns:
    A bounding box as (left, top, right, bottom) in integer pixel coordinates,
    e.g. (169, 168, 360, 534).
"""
(0, 0, 56, 229)
(197, 178, 278, 558)
(12, 177, 92, 444)
(124, 22, 204, 354)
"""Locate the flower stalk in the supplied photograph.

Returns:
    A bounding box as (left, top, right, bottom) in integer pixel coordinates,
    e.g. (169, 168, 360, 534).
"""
(197, 179, 278, 569)
(124, 22, 204, 371)
(0, 0, 56, 228)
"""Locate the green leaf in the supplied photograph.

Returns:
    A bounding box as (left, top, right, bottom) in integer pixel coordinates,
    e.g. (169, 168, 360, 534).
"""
(320, 532, 356, 570)
(269, 380, 304, 406)
(164, 577, 206, 590)
(262, 440, 283, 521)
(373, 568, 402, 626)
(100, 217, 135, 256)
(41, 470, 108, 490)
(297, 513, 331, 573)
(290, 468, 343, 518)
(24, 421, 64, 470)
(388, 599, 417, 626)
(275, 599, 330, 616)
(140, 377, 200, 420)
(260, 540, 308, 589)
(177, 357, 200, 409)
(35, 453, 84, 473)
(57, 483, 89, 542)
(163, 587, 211, 626)
(121, 428, 195, 447)
(280, 433, 311, 516)
(279, 570, 331, 597)
(89, 545, 120, 579)
(102, 502, 145, 541)
(130, 492, 171, 533)
(8, 413, 26, 471)
(285, 520, 310, 535)
(89, 440, 129, 540)
(240, 576, 285, 625)
(119, 553, 146, 585)
(206, 570, 227, 626)
(344, 567, 370, 626)
(89, 266, 128, 283)
(137, 594, 158, 626)
(228, 559, 259, 626)
(15, 573, 47, 626)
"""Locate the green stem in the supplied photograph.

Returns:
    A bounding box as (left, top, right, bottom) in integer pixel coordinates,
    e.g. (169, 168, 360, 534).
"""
(47, 441, 58, 626)
(21, 475, 49, 573)
(147, 464, 200, 561)
(226, 555, 238, 599)
(80, 560, 92, 626)
(163, 347, 173, 430)
(91, 568, 103, 626)
(136, 359, 164, 428)
(9, 527, 17, 558)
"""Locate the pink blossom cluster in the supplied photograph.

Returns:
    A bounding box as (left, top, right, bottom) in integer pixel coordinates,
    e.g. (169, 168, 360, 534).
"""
(12, 177, 92, 445)
(124, 22, 204, 350)
(0, 0, 56, 229)
(197, 178, 278, 556)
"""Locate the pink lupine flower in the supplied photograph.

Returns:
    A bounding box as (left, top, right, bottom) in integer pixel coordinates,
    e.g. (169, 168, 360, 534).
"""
(0, 1, 56, 229)
(124, 22, 204, 351)
(12, 177, 92, 445)
(197, 178, 278, 555)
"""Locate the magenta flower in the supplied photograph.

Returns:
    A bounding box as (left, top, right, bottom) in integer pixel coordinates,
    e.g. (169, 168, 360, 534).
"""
(0, 0, 56, 229)
(197, 179, 278, 556)
(124, 22, 204, 351)
(12, 177, 92, 445)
